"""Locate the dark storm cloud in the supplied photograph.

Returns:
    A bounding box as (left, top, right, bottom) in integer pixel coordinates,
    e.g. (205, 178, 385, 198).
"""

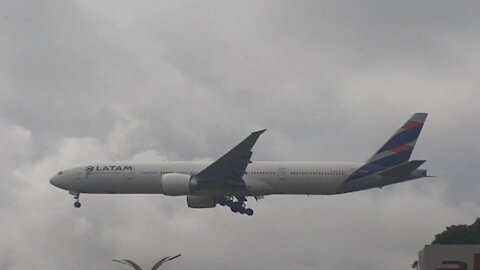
(259, 1, 480, 74)
(1, 0, 480, 269)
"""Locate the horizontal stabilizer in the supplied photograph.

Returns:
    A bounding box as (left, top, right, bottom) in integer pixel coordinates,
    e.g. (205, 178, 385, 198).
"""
(379, 160, 426, 177)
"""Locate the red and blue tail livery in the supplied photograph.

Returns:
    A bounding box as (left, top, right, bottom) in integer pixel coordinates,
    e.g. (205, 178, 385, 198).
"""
(346, 113, 428, 182)
(368, 113, 427, 167)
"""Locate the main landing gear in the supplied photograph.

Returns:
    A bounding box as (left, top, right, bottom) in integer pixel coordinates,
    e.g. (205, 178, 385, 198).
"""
(69, 191, 81, 208)
(217, 196, 254, 216)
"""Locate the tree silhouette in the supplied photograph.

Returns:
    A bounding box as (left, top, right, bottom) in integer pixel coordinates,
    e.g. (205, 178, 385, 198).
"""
(113, 254, 182, 270)
(432, 218, 480, 244)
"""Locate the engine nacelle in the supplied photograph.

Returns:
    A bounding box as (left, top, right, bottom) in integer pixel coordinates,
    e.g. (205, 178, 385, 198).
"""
(187, 195, 217, 208)
(161, 173, 194, 196)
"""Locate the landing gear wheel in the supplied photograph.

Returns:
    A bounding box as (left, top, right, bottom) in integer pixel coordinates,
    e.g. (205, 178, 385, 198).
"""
(232, 202, 244, 213)
(70, 192, 81, 208)
(217, 197, 227, 206)
(223, 196, 254, 216)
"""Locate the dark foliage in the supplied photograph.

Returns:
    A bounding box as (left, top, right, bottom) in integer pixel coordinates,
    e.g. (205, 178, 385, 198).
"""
(432, 218, 480, 244)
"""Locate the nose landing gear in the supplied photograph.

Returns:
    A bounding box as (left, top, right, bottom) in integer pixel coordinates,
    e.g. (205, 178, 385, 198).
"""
(74, 201, 81, 208)
(69, 191, 81, 208)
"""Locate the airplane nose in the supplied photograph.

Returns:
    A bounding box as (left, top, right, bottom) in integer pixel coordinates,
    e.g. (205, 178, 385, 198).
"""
(50, 176, 60, 187)
(50, 174, 67, 189)
(50, 171, 75, 191)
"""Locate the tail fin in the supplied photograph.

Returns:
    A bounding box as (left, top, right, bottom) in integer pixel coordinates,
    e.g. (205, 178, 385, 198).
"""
(366, 113, 427, 168)
(345, 113, 427, 182)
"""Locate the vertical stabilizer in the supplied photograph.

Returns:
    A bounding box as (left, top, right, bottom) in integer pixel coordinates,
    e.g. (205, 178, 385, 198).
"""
(367, 113, 427, 167)
(345, 113, 428, 182)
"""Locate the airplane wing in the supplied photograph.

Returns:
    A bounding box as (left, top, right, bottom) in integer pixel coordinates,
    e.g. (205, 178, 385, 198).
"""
(195, 129, 266, 186)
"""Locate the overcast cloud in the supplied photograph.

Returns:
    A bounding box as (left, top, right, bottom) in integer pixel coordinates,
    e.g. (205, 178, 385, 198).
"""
(1, 1, 480, 269)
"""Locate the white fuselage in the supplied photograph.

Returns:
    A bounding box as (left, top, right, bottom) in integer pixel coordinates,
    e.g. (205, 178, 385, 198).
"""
(51, 161, 371, 196)
(49, 114, 429, 213)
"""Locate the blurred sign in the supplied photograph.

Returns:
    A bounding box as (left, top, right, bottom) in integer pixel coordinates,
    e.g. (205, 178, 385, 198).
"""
(417, 246, 480, 270)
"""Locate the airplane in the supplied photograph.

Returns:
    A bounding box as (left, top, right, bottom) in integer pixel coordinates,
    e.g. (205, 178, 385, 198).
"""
(50, 113, 430, 216)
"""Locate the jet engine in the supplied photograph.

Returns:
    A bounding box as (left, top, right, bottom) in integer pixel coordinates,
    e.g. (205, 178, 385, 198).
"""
(161, 173, 197, 196)
(187, 195, 216, 208)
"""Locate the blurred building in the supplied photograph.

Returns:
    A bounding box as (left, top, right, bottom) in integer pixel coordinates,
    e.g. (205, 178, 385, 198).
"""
(413, 245, 480, 270)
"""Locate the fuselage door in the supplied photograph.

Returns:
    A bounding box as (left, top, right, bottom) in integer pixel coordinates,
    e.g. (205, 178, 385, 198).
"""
(278, 167, 288, 180)
(125, 165, 135, 180)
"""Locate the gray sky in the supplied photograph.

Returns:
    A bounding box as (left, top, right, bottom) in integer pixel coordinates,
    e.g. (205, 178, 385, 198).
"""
(1, 1, 480, 269)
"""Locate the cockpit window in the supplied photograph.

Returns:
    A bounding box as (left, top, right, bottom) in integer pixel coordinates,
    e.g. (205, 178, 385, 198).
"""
(57, 171, 63, 175)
